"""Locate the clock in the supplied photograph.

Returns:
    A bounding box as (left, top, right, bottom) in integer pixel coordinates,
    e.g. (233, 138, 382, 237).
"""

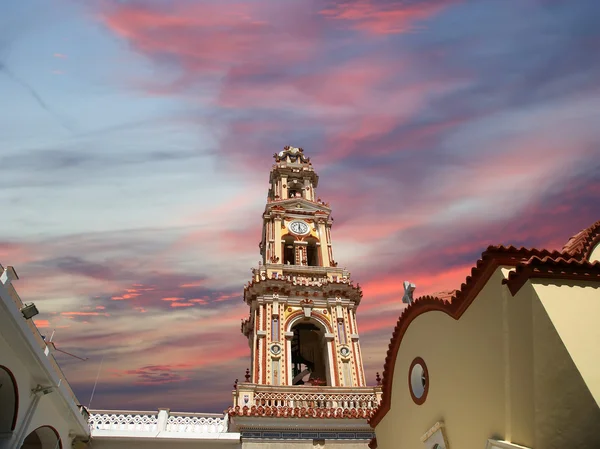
(288, 220, 309, 235)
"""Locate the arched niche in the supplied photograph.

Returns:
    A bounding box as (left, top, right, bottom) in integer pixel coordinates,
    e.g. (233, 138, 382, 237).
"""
(305, 236, 320, 266)
(0, 365, 18, 433)
(21, 426, 62, 449)
(286, 314, 333, 386)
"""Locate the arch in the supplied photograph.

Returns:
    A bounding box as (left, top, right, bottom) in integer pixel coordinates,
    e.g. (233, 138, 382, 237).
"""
(285, 310, 333, 334)
(0, 365, 18, 432)
(286, 312, 334, 386)
(21, 425, 62, 449)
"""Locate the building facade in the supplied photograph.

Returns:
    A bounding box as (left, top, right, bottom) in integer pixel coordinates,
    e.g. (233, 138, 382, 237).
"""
(0, 265, 90, 449)
(228, 146, 381, 447)
(370, 220, 600, 449)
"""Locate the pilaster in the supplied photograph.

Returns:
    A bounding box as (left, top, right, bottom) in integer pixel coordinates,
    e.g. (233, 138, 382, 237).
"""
(317, 220, 330, 267)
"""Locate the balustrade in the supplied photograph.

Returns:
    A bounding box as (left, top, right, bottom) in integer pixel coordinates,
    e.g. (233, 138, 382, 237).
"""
(88, 410, 229, 436)
(89, 412, 159, 432)
(233, 385, 382, 411)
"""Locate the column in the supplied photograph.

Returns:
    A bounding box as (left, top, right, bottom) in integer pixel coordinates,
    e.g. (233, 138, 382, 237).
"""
(273, 216, 283, 263)
(281, 175, 288, 199)
(317, 220, 330, 267)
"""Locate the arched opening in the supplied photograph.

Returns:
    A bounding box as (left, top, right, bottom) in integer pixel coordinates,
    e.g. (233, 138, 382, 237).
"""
(287, 179, 303, 198)
(0, 365, 18, 433)
(21, 426, 62, 449)
(290, 320, 329, 386)
(282, 236, 296, 265)
(306, 237, 319, 266)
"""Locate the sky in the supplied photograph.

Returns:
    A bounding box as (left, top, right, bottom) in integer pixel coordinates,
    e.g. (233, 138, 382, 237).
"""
(1, 0, 599, 412)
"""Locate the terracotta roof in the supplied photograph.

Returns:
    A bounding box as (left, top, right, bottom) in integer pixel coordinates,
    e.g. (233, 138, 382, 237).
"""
(503, 256, 600, 295)
(227, 405, 375, 419)
(369, 219, 600, 428)
(561, 219, 600, 260)
(430, 290, 458, 302)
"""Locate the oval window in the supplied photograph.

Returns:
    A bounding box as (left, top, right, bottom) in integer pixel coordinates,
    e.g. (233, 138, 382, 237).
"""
(408, 357, 429, 405)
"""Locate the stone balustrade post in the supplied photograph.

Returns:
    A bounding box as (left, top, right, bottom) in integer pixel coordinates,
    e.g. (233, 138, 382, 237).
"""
(157, 409, 170, 432)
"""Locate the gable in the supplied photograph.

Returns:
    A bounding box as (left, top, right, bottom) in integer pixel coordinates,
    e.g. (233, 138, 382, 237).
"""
(267, 198, 330, 213)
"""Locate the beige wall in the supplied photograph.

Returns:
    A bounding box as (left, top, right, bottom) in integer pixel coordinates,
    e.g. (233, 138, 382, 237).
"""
(588, 243, 600, 263)
(375, 269, 508, 449)
(531, 281, 600, 449)
(374, 270, 600, 449)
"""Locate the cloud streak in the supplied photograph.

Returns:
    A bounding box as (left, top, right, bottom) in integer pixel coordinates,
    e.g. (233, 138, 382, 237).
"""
(0, 0, 599, 413)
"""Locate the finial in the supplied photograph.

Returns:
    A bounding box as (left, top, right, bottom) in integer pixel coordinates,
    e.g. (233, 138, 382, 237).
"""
(402, 280, 416, 305)
(245, 368, 251, 382)
(376, 372, 382, 386)
(233, 378, 238, 389)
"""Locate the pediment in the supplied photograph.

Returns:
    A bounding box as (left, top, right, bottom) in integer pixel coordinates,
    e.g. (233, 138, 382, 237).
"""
(266, 198, 330, 215)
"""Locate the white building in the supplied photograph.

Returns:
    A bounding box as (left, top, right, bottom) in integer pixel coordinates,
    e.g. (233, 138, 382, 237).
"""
(0, 265, 89, 449)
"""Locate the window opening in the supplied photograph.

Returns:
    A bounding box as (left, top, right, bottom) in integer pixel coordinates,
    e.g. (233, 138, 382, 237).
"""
(290, 322, 328, 386)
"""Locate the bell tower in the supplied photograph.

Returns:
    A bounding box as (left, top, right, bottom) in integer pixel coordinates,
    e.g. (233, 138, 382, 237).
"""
(242, 146, 365, 388)
(231, 146, 380, 446)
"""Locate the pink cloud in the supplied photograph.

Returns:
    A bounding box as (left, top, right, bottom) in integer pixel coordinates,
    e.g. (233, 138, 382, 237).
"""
(124, 364, 192, 385)
(98, 1, 319, 92)
(61, 311, 110, 317)
(180, 281, 203, 288)
(53, 53, 68, 58)
(161, 296, 184, 302)
(214, 293, 239, 302)
(111, 285, 153, 300)
(320, 0, 457, 35)
(34, 319, 50, 328)
(170, 302, 194, 308)
(0, 241, 37, 265)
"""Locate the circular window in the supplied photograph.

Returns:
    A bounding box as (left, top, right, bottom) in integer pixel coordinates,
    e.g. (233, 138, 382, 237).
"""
(340, 346, 350, 357)
(408, 357, 429, 405)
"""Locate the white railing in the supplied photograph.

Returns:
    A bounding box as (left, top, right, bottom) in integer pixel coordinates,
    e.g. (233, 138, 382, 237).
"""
(88, 410, 233, 438)
(89, 411, 159, 432)
(166, 412, 227, 433)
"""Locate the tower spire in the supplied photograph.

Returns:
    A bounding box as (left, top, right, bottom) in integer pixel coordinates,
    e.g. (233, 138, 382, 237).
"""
(243, 146, 365, 387)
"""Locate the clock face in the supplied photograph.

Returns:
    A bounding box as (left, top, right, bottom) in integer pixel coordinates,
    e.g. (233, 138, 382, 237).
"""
(289, 220, 309, 235)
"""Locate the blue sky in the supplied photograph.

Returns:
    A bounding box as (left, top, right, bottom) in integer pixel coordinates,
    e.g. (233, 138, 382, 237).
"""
(0, 0, 599, 411)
